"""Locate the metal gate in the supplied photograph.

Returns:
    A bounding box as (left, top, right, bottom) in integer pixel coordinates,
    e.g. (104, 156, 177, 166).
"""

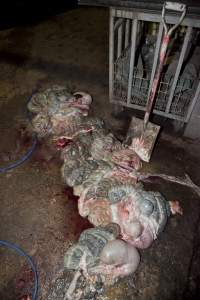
(109, 7, 200, 122)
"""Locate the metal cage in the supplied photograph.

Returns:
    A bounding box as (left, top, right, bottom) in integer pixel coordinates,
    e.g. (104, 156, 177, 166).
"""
(109, 7, 200, 122)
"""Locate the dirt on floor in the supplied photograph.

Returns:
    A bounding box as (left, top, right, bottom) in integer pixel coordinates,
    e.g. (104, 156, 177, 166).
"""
(0, 6, 200, 300)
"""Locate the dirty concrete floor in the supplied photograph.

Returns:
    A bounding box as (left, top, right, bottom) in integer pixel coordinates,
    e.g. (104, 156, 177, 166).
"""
(0, 6, 200, 300)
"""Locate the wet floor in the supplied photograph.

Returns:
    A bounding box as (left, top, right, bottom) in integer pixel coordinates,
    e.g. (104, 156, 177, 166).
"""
(0, 6, 200, 300)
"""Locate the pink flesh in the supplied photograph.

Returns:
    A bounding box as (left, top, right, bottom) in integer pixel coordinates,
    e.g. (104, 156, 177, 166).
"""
(116, 198, 154, 249)
(111, 149, 142, 171)
(124, 227, 154, 249)
(56, 138, 73, 149)
(112, 168, 138, 185)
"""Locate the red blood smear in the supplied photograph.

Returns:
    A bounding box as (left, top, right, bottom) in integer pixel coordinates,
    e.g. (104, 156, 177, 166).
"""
(62, 186, 78, 201)
(62, 187, 92, 239)
(15, 266, 34, 299)
(15, 126, 32, 147)
(56, 138, 72, 149)
(16, 279, 25, 290)
(19, 296, 30, 300)
(32, 141, 60, 165)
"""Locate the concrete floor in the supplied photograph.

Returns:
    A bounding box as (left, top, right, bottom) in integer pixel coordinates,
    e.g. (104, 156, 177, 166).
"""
(0, 6, 200, 300)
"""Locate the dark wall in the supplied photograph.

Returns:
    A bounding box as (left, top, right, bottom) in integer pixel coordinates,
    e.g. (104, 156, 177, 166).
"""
(0, 0, 78, 30)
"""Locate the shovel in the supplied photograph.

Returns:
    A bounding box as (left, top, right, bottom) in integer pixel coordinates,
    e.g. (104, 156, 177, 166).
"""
(128, 2, 186, 162)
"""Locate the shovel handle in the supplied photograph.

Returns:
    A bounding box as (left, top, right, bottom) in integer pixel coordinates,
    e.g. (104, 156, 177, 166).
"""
(143, 2, 186, 130)
(162, 2, 186, 36)
(144, 33, 170, 129)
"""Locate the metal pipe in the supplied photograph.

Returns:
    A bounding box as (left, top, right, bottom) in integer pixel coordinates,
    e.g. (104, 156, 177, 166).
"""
(109, 11, 115, 101)
(110, 98, 185, 121)
(147, 22, 164, 98)
(117, 20, 123, 58)
(127, 19, 138, 104)
(114, 18, 124, 30)
(114, 9, 200, 28)
(125, 19, 130, 48)
(186, 81, 200, 122)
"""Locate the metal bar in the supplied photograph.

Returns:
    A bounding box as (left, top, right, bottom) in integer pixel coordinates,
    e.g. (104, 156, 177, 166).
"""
(114, 9, 200, 28)
(117, 20, 123, 58)
(160, 79, 169, 111)
(174, 78, 186, 115)
(110, 7, 199, 123)
(109, 10, 115, 102)
(185, 81, 200, 122)
(110, 7, 115, 17)
(132, 67, 137, 88)
(110, 98, 185, 121)
(138, 69, 143, 92)
(114, 18, 124, 30)
(166, 26, 193, 113)
(147, 22, 164, 98)
(127, 18, 138, 104)
(125, 19, 130, 48)
(138, 21, 144, 44)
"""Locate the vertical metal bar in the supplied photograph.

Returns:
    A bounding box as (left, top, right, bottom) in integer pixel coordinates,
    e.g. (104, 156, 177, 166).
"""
(127, 19, 138, 104)
(138, 69, 143, 92)
(109, 9, 115, 102)
(117, 20, 123, 58)
(177, 78, 186, 115)
(162, 79, 169, 111)
(137, 21, 142, 45)
(173, 80, 184, 115)
(166, 26, 193, 113)
(125, 19, 130, 48)
(147, 22, 164, 98)
(185, 81, 200, 122)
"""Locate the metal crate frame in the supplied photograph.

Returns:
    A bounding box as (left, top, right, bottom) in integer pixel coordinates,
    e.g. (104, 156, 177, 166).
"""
(109, 7, 200, 122)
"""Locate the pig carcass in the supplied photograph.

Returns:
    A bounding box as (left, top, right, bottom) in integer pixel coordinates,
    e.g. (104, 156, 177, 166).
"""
(77, 171, 172, 249)
(64, 224, 140, 285)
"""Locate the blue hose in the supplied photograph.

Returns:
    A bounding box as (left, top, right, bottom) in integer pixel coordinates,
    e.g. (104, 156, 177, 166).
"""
(0, 91, 39, 297)
(0, 90, 37, 174)
(0, 136, 37, 173)
(0, 240, 38, 300)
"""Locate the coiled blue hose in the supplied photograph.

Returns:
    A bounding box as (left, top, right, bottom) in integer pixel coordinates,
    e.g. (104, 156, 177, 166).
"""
(0, 240, 38, 300)
(0, 136, 37, 173)
(0, 90, 37, 174)
(0, 91, 39, 297)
